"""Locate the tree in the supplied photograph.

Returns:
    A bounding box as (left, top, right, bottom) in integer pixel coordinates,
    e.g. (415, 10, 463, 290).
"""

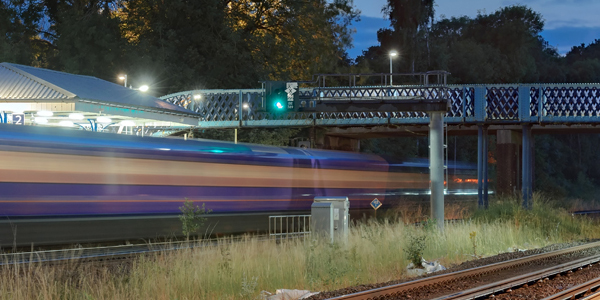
(0, 0, 49, 66)
(381, 0, 434, 72)
(227, 0, 359, 81)
(49, 0, 127, 80)
(179, 199, 211, 240)
(118, 0, 359, 95)
(118, 0, 255, 95)
(463, 5, 545, 83)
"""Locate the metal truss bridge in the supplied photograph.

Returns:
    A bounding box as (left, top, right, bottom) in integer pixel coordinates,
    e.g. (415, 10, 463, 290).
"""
(161, 84, 600, 128)
(161, 81, 600, 211)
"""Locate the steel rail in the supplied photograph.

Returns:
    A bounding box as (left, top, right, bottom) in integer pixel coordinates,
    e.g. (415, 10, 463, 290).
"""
(543, 276, 600, 300)
(435, 255, 600, 299)
(583, 291, 600, 300)
(0, 235, 275, 266)
(326, 241, 600, 300)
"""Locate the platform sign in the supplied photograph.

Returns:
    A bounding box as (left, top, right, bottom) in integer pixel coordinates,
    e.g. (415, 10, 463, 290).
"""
(370, 198, 382, 210)
(12, 114, 24, 125)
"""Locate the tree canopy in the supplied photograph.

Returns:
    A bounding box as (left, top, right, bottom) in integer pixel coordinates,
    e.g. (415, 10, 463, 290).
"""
(0, 0, 359, 94)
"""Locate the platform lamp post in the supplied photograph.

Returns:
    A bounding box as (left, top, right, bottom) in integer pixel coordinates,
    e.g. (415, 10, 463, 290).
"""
(389, 51, 397, 86)
(118, 74, 127, 87)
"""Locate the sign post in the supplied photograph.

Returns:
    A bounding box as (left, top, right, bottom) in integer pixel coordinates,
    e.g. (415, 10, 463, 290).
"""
(370, 198, 382, 219)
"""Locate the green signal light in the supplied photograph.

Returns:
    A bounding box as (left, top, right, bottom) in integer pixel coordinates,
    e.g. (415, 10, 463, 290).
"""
(275, 102, 284, 109)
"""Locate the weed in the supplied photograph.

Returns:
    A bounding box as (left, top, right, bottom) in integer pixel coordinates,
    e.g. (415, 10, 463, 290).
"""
(239, 272, 259, 300)
(178, 199, 211, 240)
(469, 231, 478, 257)
(420, 218, 436, 232)
(403, 230, 427, 268)
(218, 245, 232, 277)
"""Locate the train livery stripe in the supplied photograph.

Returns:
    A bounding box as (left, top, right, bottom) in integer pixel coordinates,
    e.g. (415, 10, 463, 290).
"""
(0, 182, 385, 216)
(0, 198, 382, 203)
(0, 151, 427, 189)
(0, 198, 378, 215)
(0, 183, 386, 199)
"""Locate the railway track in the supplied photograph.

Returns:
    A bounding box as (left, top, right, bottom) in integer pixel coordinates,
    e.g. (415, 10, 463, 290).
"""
(541, 275, 600, 300)
(325, 241, 600, 300)
(0, 235, 278, 266)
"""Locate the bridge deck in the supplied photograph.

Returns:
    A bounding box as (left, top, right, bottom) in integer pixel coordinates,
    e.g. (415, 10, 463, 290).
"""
(160, 84, 600, 128)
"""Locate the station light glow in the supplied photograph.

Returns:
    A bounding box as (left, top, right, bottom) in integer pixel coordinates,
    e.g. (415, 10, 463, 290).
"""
(59, 120, 74, 127)
(34, 117, 48, 124)
(120, 120, 135, 126)
(37, 110, 53, 117)
(97, 117, 112, 123)
(69, 113, 84, 120)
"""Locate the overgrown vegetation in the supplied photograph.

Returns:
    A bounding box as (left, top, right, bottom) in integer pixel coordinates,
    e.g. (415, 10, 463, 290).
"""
(0, 196, 598, 299)
(179, 199, 211, 240)
(403, 230, 427, 268)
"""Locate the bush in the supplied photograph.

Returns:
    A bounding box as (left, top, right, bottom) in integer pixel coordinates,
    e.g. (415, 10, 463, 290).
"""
(403, 230, 427, 268)
(179, 199, 211, 240)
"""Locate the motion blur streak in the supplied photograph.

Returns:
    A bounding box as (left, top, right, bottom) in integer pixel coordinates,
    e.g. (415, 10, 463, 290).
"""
(0, 124, 476, 246)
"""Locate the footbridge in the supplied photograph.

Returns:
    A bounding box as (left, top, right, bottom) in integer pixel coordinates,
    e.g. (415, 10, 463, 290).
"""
(161, 81, 600, 211)
(161, 83, 600, 128)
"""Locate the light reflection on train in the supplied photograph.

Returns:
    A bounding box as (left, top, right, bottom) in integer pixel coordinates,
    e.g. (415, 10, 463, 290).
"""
(0, 124, 479, 246)
(379, 158, 480, 201)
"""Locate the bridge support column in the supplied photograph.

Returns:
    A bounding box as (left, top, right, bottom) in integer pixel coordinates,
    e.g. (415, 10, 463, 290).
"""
(522, 125, 533, 209)
(496, 130, 522, 196)
(429, 112, 445, 230)
(477, 125, 489, 209)
(323, 136, 360, 152)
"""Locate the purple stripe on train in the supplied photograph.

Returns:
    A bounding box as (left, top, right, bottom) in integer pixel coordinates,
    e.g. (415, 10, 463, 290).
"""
(0, 183, 382, 216)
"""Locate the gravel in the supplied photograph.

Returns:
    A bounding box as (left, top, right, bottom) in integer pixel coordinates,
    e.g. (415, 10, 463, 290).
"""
(306, 240, 598, 300)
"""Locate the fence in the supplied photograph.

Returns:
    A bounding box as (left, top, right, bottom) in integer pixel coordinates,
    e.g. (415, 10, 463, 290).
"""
(268, 215, 311, 238)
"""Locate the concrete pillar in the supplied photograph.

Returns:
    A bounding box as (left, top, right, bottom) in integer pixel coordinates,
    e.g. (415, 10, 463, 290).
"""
(477, 124, 489, 208)
(429, 112, 444, 230)
(496, 130, 522, 196)
(522, 125, 533, 209)
(323, 135, 360, 152)
(477, 125, 490, 209)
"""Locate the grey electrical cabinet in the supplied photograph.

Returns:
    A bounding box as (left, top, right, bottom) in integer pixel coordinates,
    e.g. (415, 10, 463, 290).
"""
(310, 202, 334, 243)
(312, 197, 349, 243)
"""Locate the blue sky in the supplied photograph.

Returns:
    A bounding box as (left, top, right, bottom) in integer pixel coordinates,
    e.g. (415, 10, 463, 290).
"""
(348, 0, 600, 58)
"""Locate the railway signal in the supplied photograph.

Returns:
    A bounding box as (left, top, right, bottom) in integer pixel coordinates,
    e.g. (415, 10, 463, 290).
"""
(264, 81, 299, 113)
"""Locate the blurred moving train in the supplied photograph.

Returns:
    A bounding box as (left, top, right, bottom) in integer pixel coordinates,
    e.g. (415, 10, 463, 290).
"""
(0, 124, 478, 246)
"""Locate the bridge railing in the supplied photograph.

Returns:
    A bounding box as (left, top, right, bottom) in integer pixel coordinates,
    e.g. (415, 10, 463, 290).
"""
(160, 84, 600, 128)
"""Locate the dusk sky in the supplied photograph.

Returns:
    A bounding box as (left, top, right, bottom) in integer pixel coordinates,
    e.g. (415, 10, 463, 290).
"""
(349, 0, 600, 59)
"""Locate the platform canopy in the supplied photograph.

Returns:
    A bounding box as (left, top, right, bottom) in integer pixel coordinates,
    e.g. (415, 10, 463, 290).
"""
(0, 62, 199, 131)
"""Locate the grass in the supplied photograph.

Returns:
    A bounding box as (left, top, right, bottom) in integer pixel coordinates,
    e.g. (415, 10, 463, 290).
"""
(0, 194, 599, 299)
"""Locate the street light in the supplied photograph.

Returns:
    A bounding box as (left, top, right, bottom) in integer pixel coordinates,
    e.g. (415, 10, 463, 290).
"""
(389, 51, 398, 86)
(118, 74, 127, 87)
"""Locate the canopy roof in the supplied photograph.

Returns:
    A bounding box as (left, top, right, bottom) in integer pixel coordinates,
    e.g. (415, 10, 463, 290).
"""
(0, 63, 199, 126)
